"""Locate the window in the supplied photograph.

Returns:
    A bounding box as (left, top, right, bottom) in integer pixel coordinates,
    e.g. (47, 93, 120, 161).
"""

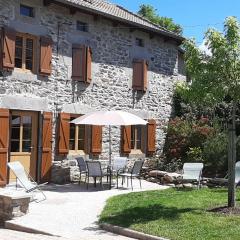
(76, 21, 88, 32)
(135, 38, 144, 47)
(11, 115, 32, 153)
(69, 116, 85, 152)
(15, 33, 36, 72)
(132, 59, 148, 91)
(131, 125, 142, 150)
(20, 4, 34, 18)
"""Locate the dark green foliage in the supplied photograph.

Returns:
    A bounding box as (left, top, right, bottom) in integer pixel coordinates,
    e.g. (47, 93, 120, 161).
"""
(137, 4, 183, 35)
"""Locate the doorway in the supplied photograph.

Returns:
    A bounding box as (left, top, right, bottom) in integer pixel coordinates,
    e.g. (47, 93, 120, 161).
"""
(9, 110, 38, 182)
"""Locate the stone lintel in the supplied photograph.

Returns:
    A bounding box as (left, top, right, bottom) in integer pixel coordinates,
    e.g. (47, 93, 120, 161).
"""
(62, 102, 96, 114)
(1, 96, 49, 112)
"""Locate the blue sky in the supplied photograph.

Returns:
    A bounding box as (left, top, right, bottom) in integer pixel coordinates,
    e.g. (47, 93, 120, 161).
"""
(110, 0, 240, 45)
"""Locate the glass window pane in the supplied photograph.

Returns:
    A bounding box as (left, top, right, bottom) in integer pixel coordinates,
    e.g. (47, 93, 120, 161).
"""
(26, 39, 33, 49)
(70, 125, 75, 139)
(11, 140, 20, 152)
(23, 127, 32, 140)
(11, 116, 20, 126)
(22, 116, 32, 127)
(69, 140, 75, 150)
(78, 125, 85, 140)
(20, 5, 34, 17)
(78, 140, 84, 150)
(16, 36, 23, 47)
(11, 127, 20, 140)
(22, 141, 31, 152)
(15, 58, 22, 68)
(76, 21, 88, 32)
(26, 60, 33, 70)
(136, 140, 141, 150)
(15, 47, 22, 58)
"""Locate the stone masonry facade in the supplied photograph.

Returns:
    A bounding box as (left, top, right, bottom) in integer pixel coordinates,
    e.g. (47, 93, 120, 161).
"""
(0, 0, 185, 182)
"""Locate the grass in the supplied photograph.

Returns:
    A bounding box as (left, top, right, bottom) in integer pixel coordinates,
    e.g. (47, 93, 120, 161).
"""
(99, 188, 240, 240)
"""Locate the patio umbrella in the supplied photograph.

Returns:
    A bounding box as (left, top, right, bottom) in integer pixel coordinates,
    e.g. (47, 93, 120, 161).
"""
(71, 110, 148, 164)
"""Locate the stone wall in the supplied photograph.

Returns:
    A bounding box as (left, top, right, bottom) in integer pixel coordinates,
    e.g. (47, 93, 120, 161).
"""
(0, 0, 186, 161)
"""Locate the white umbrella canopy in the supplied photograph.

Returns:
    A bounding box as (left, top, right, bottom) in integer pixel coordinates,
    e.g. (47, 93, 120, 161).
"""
(71, 110, 148, 165)
(71, 110, 148, 125)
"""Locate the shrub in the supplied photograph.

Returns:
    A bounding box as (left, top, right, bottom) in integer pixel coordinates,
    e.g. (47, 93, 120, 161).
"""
(202, 132, 228, 176)
(163, 117, 214, 165)
(186, 147, 204, 162)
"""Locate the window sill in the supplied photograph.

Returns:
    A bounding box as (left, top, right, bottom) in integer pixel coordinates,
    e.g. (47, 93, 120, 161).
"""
(68, 150, 85, 156)
(130, 149, 143, 154)
(14, 68, 35, 74)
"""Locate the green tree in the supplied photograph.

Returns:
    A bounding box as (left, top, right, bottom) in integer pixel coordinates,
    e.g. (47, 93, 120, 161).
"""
(183, 16, 240, 207)
(138, 4, 183, 35)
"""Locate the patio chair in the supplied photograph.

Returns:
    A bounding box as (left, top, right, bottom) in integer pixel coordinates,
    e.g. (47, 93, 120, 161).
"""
(181, 163, 204, 189)
(75, 156, 88, 185)
(119, 160, 144, 190)
(86, 161, 110, 189)
(7, 161, 47, 202)
(112, 157, 128, 188)
(214, 161, 240, 186)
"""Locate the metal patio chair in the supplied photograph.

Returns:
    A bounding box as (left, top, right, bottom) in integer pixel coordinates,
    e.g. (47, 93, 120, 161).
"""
(181, 162, 204, 189)
(112, 157, 128, 188)
(7, 161, 47, 202)
(75, 156, 88, 185)
(119, 160, 144, 190)
(86, 161, 110, 189)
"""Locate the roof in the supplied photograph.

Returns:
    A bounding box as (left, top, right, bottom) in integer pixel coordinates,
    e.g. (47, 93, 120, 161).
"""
(55, 0, 184, 43)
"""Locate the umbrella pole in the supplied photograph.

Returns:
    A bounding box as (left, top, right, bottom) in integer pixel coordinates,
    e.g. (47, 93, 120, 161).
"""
(109, 125, 112, 165)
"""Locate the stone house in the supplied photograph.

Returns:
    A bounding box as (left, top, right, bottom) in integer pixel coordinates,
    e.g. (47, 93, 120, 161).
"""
(0, 0, 185, 186)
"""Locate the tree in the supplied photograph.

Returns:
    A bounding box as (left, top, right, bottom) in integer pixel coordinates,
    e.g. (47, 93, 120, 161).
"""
(138, 4, 183, 35)
(183, 16, 240, 207)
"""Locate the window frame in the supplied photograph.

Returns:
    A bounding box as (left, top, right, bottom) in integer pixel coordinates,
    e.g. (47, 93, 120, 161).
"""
(69, 115, 86, 154)
(14, 32, 37, 73)
(76, 21, 89, 32)
(10, 114, 32, 154)
(130, 125, 143, 152)
(20, 4, 34, 18)
(135, 37, 144, 47)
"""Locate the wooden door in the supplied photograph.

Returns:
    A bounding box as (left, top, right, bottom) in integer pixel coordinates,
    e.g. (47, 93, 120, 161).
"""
(9, 111, 38, 182)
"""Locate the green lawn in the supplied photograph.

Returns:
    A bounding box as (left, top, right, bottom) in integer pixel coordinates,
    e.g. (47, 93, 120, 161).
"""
(99, 188, 240, 240)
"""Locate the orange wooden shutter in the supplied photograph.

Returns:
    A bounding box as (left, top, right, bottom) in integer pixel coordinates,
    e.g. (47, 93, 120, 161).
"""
(147, 119, 156, 153)
(91, 125, 102, 154)
(0, 109, 9, 187)
(72, 44, 86, 81)
(41, 112, 52, 183)
(121, 126, 131, 153)
(132, 59, 148, 91)
(58, 112, 70, 155)
(1, 27, 16, 70)
(86, 46, 92, 83)
(39, 36, 53, 76)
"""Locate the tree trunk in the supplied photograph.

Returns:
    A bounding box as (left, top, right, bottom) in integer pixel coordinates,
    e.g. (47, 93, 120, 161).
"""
(228, 101, 237, 207)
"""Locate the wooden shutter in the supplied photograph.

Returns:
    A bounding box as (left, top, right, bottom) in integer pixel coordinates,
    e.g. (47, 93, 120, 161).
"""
(147, 119, 156, 153)
(132, 59, 148, 91)
(121, 126, 131, 153)
(39, 36, 53, 76)
(86, 46, 92, 83)
(91, 125, 102, 154)
(1, 27, 16, 70)
(58, 112, 70, 155)
(0, 109, 9, 187)
(72, 44, 86, 81)
(41, 112, 52, 183)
